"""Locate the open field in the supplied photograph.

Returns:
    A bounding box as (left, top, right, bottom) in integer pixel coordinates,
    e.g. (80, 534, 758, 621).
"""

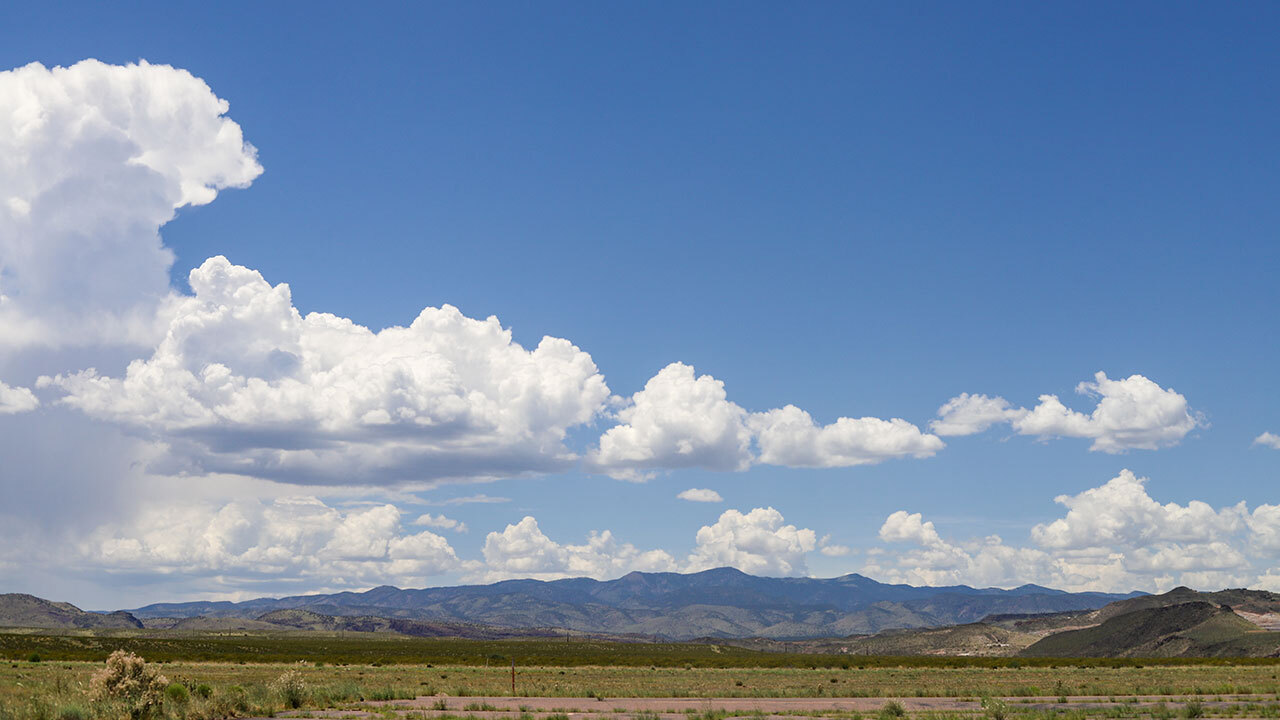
(8, 632, 1280, 720)
(9, 655, 1280, 720)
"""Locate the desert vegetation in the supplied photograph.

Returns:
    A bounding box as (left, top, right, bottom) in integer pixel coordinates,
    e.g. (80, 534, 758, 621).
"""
(7, 647, 1280, 720)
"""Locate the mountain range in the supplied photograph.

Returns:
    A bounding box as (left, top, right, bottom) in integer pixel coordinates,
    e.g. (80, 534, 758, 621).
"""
(118, 567, 1139, 640)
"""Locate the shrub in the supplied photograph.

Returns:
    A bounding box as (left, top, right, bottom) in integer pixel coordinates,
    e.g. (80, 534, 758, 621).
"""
(87, 650, 169, 719)
(879, 701, 906, 720)
(981, 696, 1009, 720)
(27, 653, 41, 663)
(194, 684, 213, 699)
(56, 704, 88, 720)
(165, 683, 189, 704)
(270, 669, 307, 709)
(1183, 702, 1205, 719)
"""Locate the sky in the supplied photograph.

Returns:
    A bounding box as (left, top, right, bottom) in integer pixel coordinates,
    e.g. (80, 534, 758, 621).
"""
(0, 2, 1278, 610)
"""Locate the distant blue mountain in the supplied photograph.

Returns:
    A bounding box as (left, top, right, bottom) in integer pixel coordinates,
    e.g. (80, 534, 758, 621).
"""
(125, 567, 1141, 640)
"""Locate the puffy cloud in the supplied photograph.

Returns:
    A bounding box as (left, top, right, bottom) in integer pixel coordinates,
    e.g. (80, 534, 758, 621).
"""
(41, 256, 612, 485)
(0, 380, 37, 414)
(79, 497, 459, 589)
(591, 362, 940, 479)
(750, 405, 943, 468)
(880, 510, 945, 546)
(1030, 470, 1245, 550)
(677, 488, 723, 503)
(477, 516, 677, 582)
(1254, 432, 1280, 450)
(590, 363, 752, 481)
(686, 507, 816, 576)
(866, 470, 1275, 593)
(0, 60, 260, 350)
(934, 372, 1202, 453)
(414, 513, 468, 533)
(931, 393, 1025, 436)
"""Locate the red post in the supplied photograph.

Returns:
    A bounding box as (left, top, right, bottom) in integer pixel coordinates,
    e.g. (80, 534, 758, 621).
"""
(510, 658, 515, 696)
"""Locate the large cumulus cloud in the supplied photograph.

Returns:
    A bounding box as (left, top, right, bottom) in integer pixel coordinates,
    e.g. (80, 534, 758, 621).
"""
(42, 256, 612, 485)
(0, 59, 261, 351)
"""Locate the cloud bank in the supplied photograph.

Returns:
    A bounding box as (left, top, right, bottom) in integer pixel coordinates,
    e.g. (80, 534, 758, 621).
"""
(867, 469, 1280, 593)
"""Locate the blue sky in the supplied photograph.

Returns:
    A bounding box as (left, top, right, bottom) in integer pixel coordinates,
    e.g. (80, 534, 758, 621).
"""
(0, 2, 1277, 608)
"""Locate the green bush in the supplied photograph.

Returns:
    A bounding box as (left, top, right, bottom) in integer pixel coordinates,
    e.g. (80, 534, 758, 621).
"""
(194, 683, 213, 699)
(165, 683, 189, 704)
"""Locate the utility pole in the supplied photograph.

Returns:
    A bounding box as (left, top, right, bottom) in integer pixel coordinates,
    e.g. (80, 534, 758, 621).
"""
(510, 658, 515, 696)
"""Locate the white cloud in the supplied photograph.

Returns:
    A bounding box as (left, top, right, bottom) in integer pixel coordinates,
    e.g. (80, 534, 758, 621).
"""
(677, 488, 723, 503)
(0, 60, 260, 351)
(818, 535, 854, 557)
(590, 363, 752, 481)
(479, 506, 825, 582)
(1030, 469, 1245, 550)
(591, 362, 941, 479)
(750, 405, 943, 468)
(41, 256, 612, 485)
(686, 507, 816, 576)
(931, 393, 1024, 436)
(866, 470, 1274, 593)
(0, 380, 37, 414)
(934, 372, 1202, 453)
(414, 513, 468, 533)
(1254, 432, 1280, 450)
(880, 510, 945, 546)
(477, 516, 677, 582)
(79, 497, 459, 589)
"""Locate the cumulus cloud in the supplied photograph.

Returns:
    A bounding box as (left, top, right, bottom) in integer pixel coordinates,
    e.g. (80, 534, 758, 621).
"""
(750, 405, 943, 468)
(930, 393, 1024, 436)
(686, 507, 816, 576)
(934, 372, 1201, 453)
(677, 488, 723, 503)
(477, 516, 677, 582)
(0, 60, 260, 350)
(591, 362, 941, 480)
(0, 380, 37, 414)
(80, 497, 459, 590)
(1030, 469, 1245, 550)
(41, 256, 612, 485)
(1254, 432, 1280, 450)
(590, 363, 752, 481)
(414, 513, 468, 533)
(866, 470, 1273, 593)
(478, 506, 825, 582)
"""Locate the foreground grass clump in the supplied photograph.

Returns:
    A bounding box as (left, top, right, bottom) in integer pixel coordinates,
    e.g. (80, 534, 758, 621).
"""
(87, 650, 168, 718)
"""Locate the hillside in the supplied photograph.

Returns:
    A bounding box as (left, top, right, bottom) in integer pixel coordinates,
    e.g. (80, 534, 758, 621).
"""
(1021, 601, 1274, 657)
(124, 567, 1137, 640)
(0, 594, 143, 630)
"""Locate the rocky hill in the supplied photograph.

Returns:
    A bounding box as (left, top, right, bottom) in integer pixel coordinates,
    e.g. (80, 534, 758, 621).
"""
(0, 594, 143, 630)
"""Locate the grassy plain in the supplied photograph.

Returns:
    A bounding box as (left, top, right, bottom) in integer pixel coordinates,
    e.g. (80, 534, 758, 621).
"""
(6, 633, 1280, 720)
